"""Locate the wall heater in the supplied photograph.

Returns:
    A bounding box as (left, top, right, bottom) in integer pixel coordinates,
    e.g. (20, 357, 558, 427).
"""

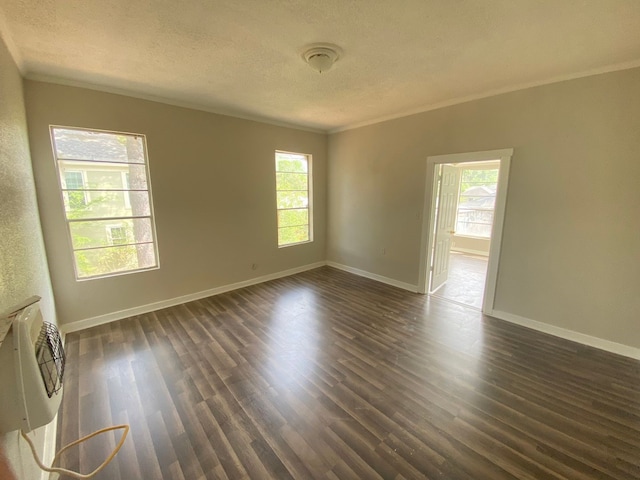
(0, 296, 65, 433)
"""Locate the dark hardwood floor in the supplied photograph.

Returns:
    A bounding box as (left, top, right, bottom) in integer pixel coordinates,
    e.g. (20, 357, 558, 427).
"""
(56, 266, 640, 479)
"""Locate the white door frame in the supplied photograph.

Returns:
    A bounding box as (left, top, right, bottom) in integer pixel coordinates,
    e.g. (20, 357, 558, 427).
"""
(418, 148, 513, 315)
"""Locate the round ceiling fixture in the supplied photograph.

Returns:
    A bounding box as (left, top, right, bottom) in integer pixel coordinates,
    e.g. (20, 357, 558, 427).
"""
(302, 44, 341, 73)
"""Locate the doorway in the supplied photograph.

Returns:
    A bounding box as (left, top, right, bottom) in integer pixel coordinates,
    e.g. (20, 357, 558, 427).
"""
(430, 160, 499, 309)
(418, 149, 512, 316)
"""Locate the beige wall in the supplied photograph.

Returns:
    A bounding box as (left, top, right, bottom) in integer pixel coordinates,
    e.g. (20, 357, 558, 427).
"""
(451, 235, 490, 256)
(327, 67, 640, 349)
(25, 81, 327, 325)
(0, 36, 55, 480)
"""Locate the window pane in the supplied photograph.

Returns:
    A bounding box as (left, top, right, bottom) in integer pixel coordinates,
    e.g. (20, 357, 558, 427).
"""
(64, 191, 86, 210)
(275, 151, 311, 247)
(53, 128, 145, 164)
(277, 191, 308, 209)
(59, 161, 148, 190)
(456, 167, 498, 238)
(53, 127, 158, 279)
(456, 220, 493, 237)
(64, 191, 150, 219)
(278, 226, 309, 246)
(276, 156, 307, 173)
(460, 168, 499, 189)
(87, 170, 124, 190)
(277, 209, 308, 228)
(276, 172, 307, 191)
(69, 218, 154, 249)
(74, 243, 156, 278)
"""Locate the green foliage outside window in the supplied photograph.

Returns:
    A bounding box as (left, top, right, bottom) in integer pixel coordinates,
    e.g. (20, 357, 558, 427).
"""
(66, 196, 139, 277)
(276, 152, 311, 246)
(52, 127, 157, 279)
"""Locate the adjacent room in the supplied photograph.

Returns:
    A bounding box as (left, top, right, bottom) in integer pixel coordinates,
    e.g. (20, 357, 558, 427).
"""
(427, 159, 502, 310)
(1, 1, 639, 479)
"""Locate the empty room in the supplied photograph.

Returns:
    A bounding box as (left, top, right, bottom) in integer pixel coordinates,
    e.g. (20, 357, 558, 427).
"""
(1, 1, 639, 479)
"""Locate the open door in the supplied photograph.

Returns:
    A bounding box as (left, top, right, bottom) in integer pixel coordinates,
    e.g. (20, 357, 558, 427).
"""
(430, 164, 460, 292)
(418, 148, 513, 316)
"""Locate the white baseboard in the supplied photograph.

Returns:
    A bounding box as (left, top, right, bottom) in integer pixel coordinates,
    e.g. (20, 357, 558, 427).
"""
(490, 310, 640, 360)
(59, 260, 639, 361)
(326, 261, 418, 293)
(62, 262, 327, 333)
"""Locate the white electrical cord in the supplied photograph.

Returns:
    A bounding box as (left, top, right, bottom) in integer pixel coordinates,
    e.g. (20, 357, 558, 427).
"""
(21, 424, 129, 479)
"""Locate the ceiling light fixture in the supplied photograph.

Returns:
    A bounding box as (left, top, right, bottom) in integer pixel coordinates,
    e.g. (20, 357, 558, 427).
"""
(302, 44, 341, 74)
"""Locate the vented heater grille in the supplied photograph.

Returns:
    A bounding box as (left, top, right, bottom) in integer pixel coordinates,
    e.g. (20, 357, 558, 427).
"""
(0, 298, 65, 433)
(36, 322, 65, 398)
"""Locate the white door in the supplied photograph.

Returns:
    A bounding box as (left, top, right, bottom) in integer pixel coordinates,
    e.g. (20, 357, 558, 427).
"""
(430, 165, 460, 292)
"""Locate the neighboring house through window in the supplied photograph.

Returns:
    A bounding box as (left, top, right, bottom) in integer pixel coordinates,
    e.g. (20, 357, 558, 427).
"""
(275, 151, 312, 247)
(51, 126, 159, 279)
(455, 167, 499, 238)
(107, 225, 128, 245)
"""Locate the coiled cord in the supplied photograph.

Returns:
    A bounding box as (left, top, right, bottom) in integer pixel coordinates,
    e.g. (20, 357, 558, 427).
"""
(21, 424, 129, 479)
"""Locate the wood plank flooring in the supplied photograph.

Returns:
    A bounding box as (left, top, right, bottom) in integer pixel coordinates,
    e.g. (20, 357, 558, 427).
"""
(56, 266, 640, 479)
(431, 252, 488, 309)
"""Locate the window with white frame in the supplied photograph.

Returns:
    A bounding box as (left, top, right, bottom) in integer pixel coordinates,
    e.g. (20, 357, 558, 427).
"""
(275, 151, 312, 247)
(51, 127, 159, 279)
(455, 167, 499, 238)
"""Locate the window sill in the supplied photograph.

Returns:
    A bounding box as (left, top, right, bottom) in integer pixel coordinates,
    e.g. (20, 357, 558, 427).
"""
(278, 240, 313, 248)
(75, 265, 159, 281)
(453, 234, 491, 240)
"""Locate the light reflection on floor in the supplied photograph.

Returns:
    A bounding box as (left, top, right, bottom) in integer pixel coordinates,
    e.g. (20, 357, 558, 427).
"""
(264, 278, 490, 401)
(421, 284, 488, 394)
(432, 251, 488, 309)
(264, 287, 320, 390)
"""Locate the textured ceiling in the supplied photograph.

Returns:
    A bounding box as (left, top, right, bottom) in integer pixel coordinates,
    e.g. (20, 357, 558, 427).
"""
(2, 0, 640, 132)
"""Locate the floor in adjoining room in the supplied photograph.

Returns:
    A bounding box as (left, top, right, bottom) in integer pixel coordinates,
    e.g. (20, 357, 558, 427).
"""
(57, 266, 640, 479)
(432, 252, 488, 309)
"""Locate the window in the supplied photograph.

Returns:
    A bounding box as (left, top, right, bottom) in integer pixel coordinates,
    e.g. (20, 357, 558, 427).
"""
(275, 151, 312, 247)
(455, 168, 499, 238)
(51, 127, 159, 279)
(63, 171, 87, 208)
(107, 225, 128, 245)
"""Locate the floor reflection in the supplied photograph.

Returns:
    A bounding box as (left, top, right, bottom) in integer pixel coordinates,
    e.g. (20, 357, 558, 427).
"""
(263, 287, 321, 390)
(432, 252, 488, 309)
(59, 267, 640, 479)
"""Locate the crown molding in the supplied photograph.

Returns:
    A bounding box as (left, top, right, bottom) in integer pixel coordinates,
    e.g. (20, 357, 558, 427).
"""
(329, 59, 640, 134)
(24, 73, 327, 135)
